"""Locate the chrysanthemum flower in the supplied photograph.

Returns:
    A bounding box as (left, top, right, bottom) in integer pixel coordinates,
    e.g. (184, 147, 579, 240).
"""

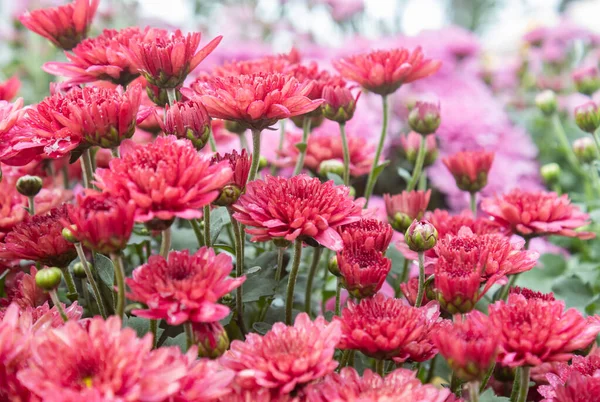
(0, 304, 32, 402)
(95, 135, 232, 223)
(539, 352, 600, 401)
(129, 29, 222, 89)
(481, 189, 595, 239)
(17, 316, 190, 402)
(333, 48, 441, 95)
(432, 311, 498, 381)
(400, 131, 438, 167)
(19, 0, 100, 50)
(489, 289, 600, 367)
(0, 99, 24, 142)
(187, 73, 323, 130)
(338, 218, 393, 252)
(127, 248, 244, 325)
(0, 205, 76, 268)
(400, 277, 431, 306)
(322, 84, 360, 123)
(159, 100, 211, 149)
(65, 191, 136, 255)
(0, 267, 48, 312)
(211, 149, 252, 206)
(434, 258, 486, 314)
(0, 76, 20, 102)
(337, 243, 391, 299)
(232, 174, 363, 251)
(384, 190, 431, 233)
(220, 313, 341, 395)
(336, 293, 441, 362)
(442, 150, 495, 193)
(173, 354, 235, 402)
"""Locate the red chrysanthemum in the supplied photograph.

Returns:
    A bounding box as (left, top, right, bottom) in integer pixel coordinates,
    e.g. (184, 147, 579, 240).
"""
(17, 316, 190, 402)
(173, 354, 235, 402)
(384, 190, 431, 233)
(333, 48, 441, 95)
(442, 150, 495, 193)
(286, 62, 345, 103)
(19, 0, 100, 50)
(338, 218, 393, 252)
(212, 49, 300, 77)
(337, 243, 391, 299)
(159, 100, 211, 150)
(0, 99, 25, 154)
(0, 205, 76, 267)
(539, 352, 600, 401)
(432, 311, 499, 382)
(65, 191, 136, 255)
(481, 189, 595, 239)
(129, 29, 222, 89)
(322, 84, 360, 123)
(434, 257, 486, 314)
(489, 289, 600, 367)
(0, 76, 20, 102)
(211, 149, 252, 206)
(400, 131, 438, 167)
(232, 174, 363, 251)
(336, 293, 441, 362)
(0, 304, 32, 402)
(0, 267, 48, 312)
(127, 248, 244, 325)
(400, 277, 431, 306)
(187, 73, 324, 130)
(220, 313, 341, 395)
(95, 135, 232, 223)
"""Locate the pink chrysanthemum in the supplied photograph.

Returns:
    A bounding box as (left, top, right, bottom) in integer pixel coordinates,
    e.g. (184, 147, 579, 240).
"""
(95, 135, 232, 223)
(127, 248, 244, 325)
(336, 293, 441, 362)
(211, 149, 252, 206)
(442, 150, 495, 193)
(0, 267, 47, 312)
(337, 243, 391, 299)
(338, 218, 393, 252)
(17, 316, 190, 402)
(481, 189, 595, 239)
(159, 100, 212, 150)
(0, 304, 32, 402)
(384, 190, 431, 233)
(220, 313, 341, 395)
(19, 0, 100, 50)
(400, 277, 431, 306)
(232, 174, 363, 251)
(489, 289, 600, 367)
(0, 76, 20, 102)
(333, 48, 441, 95)
(539, 352, 600, 401)
(174, 355, 235, 402)
(0, 100, 25, 157)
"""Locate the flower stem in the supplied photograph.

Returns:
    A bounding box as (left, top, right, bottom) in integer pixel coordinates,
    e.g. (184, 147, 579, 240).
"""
(338, 349, 351, 370)
(111, 252, 126, 319)
(150, 319, 158, 348)
(480, 363, 495, 392)
(499, 274, 519, 301)
(166, 88, 177, 106)
(339, 122, 351, 186)
(285, 239, 303, 325)
(592, 128, 600, 156)
(516, 366, 530, 402)
(248, 129, 262, 182)
(74, 243, 107, 318)
(190, 219, 205, 247)
(335, 279, 342, 316)
(159, 227, 171, 258)
(469, 381, 480, 402)
(61, 267, 78, 302)
(275, 246, 286, 282)
(184, 321, 195, 350)
(208, 125, 217, 152)
(49, 289, 68, 322)
(81, 148, 95, 189)
(415, 252, 426, 307)
(375, 359, 385, 376)
(551, 114, 579, 171)
(203, 205, 211, 248)
(450, 373, 463, 396)
(293, 117, 312, 176)
(364, 95, 389, 206)
(406, 135, 427, 191)
(510, 367, 521, 402)
(27, 196, 35, 215)
(470, 192, 477, 217)
(426, 355, 437, 383)
(228, 209, 247, 336)
(304, 247, 323, 315)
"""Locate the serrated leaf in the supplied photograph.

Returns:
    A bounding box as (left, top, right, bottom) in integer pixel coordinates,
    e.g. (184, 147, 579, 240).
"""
(252, 322, 272, 335)
(479, 389, 510, 401)
(95, 254, 114, 287)
(517, 253, 566, 293)
(326, 172, 344, 186)
(163, 333, 187, 353)
(170, 228, 200, 251)
(552, 275, 594, 311)
(210, 207, 229, 244)
(242, 267, 277, 302)
(125, 316, 165, 340)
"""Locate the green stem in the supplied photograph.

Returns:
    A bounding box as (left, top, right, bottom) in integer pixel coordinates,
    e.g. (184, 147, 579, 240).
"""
(285, 239, 303, 325)
(239, 132, 248, 150)
(61, 267, 78, 302)
(28, 196, 35, 215)
(426, 355, 438, 383)
(406, 135, 427, 191)
(208, 126, 217, 152)
(275, 246, 286, 282)
(111, 252, 126, 319)
(339, 122, 351, 186)
(516, 366, 530, 402)
(293, 117, 312, 176)
(588, 163, 600, 199)
(74, 243, 106, 318)
(470, 192, 477, 217)
(190, 219, 204, 247)
(469, 381, 480, 402)
(335, 279, 342, 316)
(451, 373, 463, 396)
(304, 247, 323, 315)
(339, 349, 351, 370)
(184, 321, 194, 350)
(551, 114, 579, 171)
(203, 205, 211, 248)
(159, 227, 171, 258)
(248, 129, 262, 182)
(81, 148, 95, 189)
(61, 165, 69, 189)
(150, 319, 158, 348)
(499, 274, 519, 301)
(49, 289, 68, 322)
(415, 252, 425, 307)
(166, 88, 177, 105)
(364, 95, 389, 206)
(592, 128, 600, 156)
(375, 359, 385, 376)
(480, 363, 495, 392)
(228, 209, 247, 335)
(510, 367, 521, 402)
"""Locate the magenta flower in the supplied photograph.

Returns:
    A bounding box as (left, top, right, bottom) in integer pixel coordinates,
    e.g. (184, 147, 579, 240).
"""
(338, 218, 393, 252)
(337, 243, 391, 299)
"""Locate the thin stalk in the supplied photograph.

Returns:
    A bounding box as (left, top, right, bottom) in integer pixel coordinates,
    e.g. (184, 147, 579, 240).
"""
(184, 321, 195, 350)
(592, 128, 600, 156)
(551, 114, 579, 171)
(208, 126, 217, 152)
(375, 359, 385, 376)
(470, 192, 477, 216)
(304, 247, 323, 314)
(425, 355, 438, 383)
(49, 289, 68, 322)
(406, 136, 427, 191)
(364, 95, 389, 206)
(510, 367, 522, 402)
(27, 196, 35, 215)
(450, 373, 462, 396)
(203, 205, 211, 248)
(74, 243, 107, 318)
(275, 246, 286, 282)
(228, 209, 247, 335)
(239, 132, 248, 150)
(348, 350, 355, 368)
(111, 252, 126, 319)
(81, 149, 95, 189)
(61, 267, 78, 301)
(418, 171, 427, 190)
(469, 381, 480, 402)
(480, 363, 495, 392)
(61, 165, 69, 189)
(339, 122, 351, 185)
(166, 88, 177, 105)
(335, 279, 342, 316)
(588, 163, 600, 198)
(159, 227, 172, 258)
(516, 366, 530, 402)
(338, 350, 351, 370)
(415, 252, 426, 307)
(190, 219, 205, 247)
(499, 273, 519, 301)
(293, 117, 312, 175)
(150, 319, 158, 348)
(248, 129, 262, 182)
(285, 239, 303, 325)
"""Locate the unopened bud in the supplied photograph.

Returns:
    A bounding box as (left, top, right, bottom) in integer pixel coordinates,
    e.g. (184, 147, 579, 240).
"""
(573, 137, 598, 164)
(535, 90, 557, 116)
(72, 262, 87, 279)
(258, 155, 268, 171)
(224, 120, 247, 134)
(322, 85, 360, 123)
(574, 102, 600, 134)
(405, 220, 438, 252)
(16, 175, 43, 197)
(35, 267, 63, 291)
(62, 226, 79, 243)
(193, 322, 230, 359)
(540, 163, 561, 184)
(318, 159, 345, 178)
(408, 101, 441, 135)
(291, 113, 324, 130)
(329, 254, 341, 277)
(573, 66, 600, 96)
(213, 184, 243, 207)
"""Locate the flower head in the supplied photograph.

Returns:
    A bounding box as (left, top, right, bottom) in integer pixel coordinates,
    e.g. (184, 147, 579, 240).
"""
(336, 293, 441, 362)
(338, 218, 393, 252)
(0, 76, 20, 102)
(211, 149, 252, 206)
(176, 357, 234, 402)
(19, 0, 100, 50)
(160, 100, 211, 150)
(408, 101, 441, 135)
(232, 174, 363, 251)
(0, 304, 32, 401)
(405, 219, 438, 252)
(333, 48, 441, 95)
(538, 352, 600, 401)
(384, 190, 431, 233)
(337, 243, 391, 299)
(574, 101, 600, 134)
(573, 66, 600, 95)
(193, 322, 230, 359)
(573, 136, 598, 164)
(400, 131, 438, 167)
(481, 189, 595, 239)
(489, 289, 600, 367)
(434, 257, 484, 314)
(322, 85, 360, 123)
(127, 248, 244, 325)
(220, 313, 341, 395)
(96, 135, 233, 223)
(443, 150, 495, 193)
(129, 29, 222, 88)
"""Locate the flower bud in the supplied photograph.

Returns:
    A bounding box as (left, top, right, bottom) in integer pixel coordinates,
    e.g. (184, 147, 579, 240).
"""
(318, 159, 345, 177)
(62, 226, 79, 243)
(400, 132, 438, 167)
(16, 175, 43, 197)
(258, 155, 268, 171)
(212, 184, 243, 207)
(573, 137, 598, 164)
(35, 267, 63, 291)
(328, 254, 341, 277)
(224, 120, 247, 134)
(162, 100, 211, 150)
(573, 66, 600, 96)
(405, 219, 438, 252)
(408, 101, 441, 135)
(574, 101, 600, 134)
(540, 163, 561, 184)
(193, 322, 230, 359)
(322, 85, 360, 123)
(72, 262, 87, 279)
(535, 90, 557, 116)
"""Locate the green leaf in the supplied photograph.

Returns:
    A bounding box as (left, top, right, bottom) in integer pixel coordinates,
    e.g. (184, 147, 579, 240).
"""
(170, 228, 200, 251)
(163, 333, 187, 353)
(242, 267, 278, 302)
(252, 322, 272, 335)
(326, 172, 344, 186)
(397, 167, 412, 182)
(517, 253, 566, 294)
(386, 246, 406, 277)
(124, 316, 165, 339)
(95, 254, 114, 287)
(372, 160, 390, 181)
(210, 207, 229, 244)
(479, 389, 510, 401)
(552, 275, 594, 311)
(213, 244, 235, 254)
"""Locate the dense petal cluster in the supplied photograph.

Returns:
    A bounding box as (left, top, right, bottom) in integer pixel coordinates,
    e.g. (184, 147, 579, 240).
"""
(538, 352, 600, 401)
(442, 150, 495, 193)
(176, 357, 235, 401)
(211, 149, 252, 206)
(127, 248, 244, 325)
(232, 174, 363, 251)
(211, 50, 299, 77)
(0, 77, 20, 102)
(322, 85, 360, 123)
(160, 100, 212, 150)
(0, 304, 32, 401)
(221, 313, 341, 395)
(337, 243, 391, 299)
(481, 189, 595, 239)
(338, 218, 393, 252)
(0, 100, 25, 158)
(384, 190, 431, 233)
(96, 135, 233, 223)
